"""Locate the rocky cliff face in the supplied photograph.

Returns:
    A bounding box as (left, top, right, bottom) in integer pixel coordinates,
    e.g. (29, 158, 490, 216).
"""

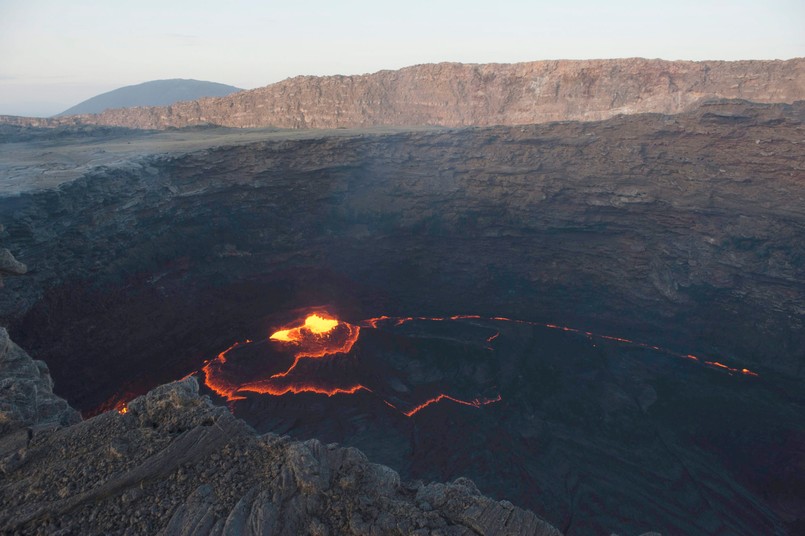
(1, 58, 803, 130)
(0, 327, 79, 435)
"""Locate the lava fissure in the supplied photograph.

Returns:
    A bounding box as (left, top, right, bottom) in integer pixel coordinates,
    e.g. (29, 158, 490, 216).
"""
(99, 310, 758, 418)
(362, 314, 759, 377)
(238, 382, 370, 397)
(195, 312, 505, 417)
(395, 393, 503, 417)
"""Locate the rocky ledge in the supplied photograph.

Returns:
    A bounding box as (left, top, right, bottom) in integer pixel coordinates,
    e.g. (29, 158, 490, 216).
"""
(0, 330, 563, 536)
(0, 225, 27, 289)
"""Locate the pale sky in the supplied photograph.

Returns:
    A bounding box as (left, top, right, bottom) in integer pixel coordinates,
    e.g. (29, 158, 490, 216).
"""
(1, 0, 803, 117)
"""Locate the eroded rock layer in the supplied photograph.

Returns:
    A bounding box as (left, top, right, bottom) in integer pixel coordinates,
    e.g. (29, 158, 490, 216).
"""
(1, 58, 803, 129)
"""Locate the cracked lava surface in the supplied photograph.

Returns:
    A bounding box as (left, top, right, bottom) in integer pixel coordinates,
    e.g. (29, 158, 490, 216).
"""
(102, 310, 759, 417)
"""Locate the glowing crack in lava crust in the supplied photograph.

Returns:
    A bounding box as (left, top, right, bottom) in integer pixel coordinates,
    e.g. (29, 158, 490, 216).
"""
(98, 310, 759, 419)
(196, 311, 502, 417)
(201, 312, 365, 402)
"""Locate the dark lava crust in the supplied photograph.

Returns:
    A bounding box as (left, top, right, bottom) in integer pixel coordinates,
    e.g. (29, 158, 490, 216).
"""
(1, 100, 803, 535)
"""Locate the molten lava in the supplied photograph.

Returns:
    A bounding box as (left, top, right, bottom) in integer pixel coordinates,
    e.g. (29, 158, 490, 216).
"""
(268, 313, 361, 378)
(270, 313, 340, 342)
(194, 311, 503, 417)
(362, 314, 759, 378)
(201, 340, 253, 401)
(98, 309, 759, 419)
(393, 394, 503, 417)
(199, 314, 365, 404)
(705, 361, 760, 376)
(86, 389, 140, 418)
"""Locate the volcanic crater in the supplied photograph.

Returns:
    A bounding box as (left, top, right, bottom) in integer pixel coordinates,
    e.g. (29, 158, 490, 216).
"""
(1, 99, 804, 535)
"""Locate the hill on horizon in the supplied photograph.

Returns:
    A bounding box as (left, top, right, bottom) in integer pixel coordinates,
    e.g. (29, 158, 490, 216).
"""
(57, 79, 242, 116)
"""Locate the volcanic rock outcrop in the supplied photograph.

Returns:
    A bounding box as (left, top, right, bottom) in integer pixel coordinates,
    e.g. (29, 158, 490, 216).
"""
(1, 58, 803, 129)
(0, 337, 561, 535)
(0, 225, 27, 288)
(0, 327, 79, 435)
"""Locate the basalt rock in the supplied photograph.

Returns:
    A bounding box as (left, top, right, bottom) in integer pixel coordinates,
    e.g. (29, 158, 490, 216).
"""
(0, 374, 562, 536)
(0, 327, 79, 437)
(0, 225, 28, 288)
(1, 58, 803, 130)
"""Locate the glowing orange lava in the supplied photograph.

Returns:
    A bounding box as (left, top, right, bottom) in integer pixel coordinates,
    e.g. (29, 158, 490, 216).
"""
(389, 393, 503, 417)
(97, 309, 759, 418)
(200, 314, 364, 404)
(201, 340, 253, 401)
(270, 313, 339, 342)
(705, 361, 759, 376)
(268, 313, 361, 379)
(239, 382, 369, 397)
(86, 389, 140, 418)
(363, 314, 760, 380)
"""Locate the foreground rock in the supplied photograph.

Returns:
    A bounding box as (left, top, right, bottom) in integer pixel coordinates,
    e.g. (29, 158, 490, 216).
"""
(0, 225, 27, 288)
(0, 369, 561, 535)
(0, 327, 79, 435)
(1, 58, 803, 130)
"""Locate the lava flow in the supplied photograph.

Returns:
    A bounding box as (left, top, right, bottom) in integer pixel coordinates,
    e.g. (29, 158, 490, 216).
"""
(97, 309, 758, 418)
(201, 340, 253, 401)
(195, 310, 501, 417)
(389, 394, 503, 417)
(268, 313, 361, 378)
(201, 312, 365, 402)
(362, 314, 760, 377)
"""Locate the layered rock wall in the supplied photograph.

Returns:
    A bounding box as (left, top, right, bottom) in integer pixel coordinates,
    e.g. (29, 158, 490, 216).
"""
(2, 58, 803, 129)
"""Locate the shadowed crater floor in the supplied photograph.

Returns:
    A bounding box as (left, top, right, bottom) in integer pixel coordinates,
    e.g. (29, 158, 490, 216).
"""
(1, 100, 803, 535)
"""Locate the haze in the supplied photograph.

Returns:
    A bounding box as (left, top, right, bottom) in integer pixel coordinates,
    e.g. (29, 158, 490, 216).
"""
(1, 0, 803, 117)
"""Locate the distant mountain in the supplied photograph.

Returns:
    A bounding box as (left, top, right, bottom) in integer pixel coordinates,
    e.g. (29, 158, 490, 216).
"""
(58, 79, 241, 116)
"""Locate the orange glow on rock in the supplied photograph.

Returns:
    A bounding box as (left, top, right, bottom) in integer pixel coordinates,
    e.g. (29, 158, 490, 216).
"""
(85, 389, 140, 418)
